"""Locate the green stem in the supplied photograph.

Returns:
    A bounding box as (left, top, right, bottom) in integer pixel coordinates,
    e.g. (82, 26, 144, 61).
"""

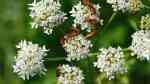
(45, 57, 65, 61)
(122, 48, 130, 52)
(86, 52, 99, 83)
(142, 4, 150, 9)
(128, 17, 139, 31)
(45, 52, 98, 61)
(88, 52, 99, 57)
(103, 12, 117, 29)
(87, 56, 93, 83)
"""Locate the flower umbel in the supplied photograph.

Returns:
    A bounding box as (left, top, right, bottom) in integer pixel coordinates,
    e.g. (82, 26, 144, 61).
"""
(94, 47, 127, 80)
(140, 14, 150, 30)
(129, 30, 150, 60)
(29, 0, 67, 35)
(57, 64, 84, 84)
(107, 0, 141, 12)
(13, 40, 48, 80)
(70, 2, 102, 32)
(63, 34, 92, 61)
(107, 0, 129, 12)
(128, 0, 141, 12)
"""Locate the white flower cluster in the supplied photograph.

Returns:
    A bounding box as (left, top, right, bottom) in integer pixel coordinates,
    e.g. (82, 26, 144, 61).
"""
(29, 0, 67, 35)
(107, 0, 129, 12)
(107, 0, 141, 12)
(129, 30, 150, 60)
(63, 35, 92, 61)
(13, 40, 48, 80)
(93, 47, 127, 80)
(140, 14, 150, 30)
(70, 2, 102, 32)
(128, 0, 141, 12)
(57, 64, 84, 84)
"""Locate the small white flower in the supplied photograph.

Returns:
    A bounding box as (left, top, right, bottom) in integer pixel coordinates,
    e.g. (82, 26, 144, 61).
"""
(70, 2, 102, 32)
(29, 0, 67, 35)
(107, 0, 141, 12)
(140, 14, 150, 30)
(57, 64, 84, 84)
(13, 40, 48, 80)
(63, 35, 92, 61)
(93, 47, 127, 80)
(129, 30, 150, 60)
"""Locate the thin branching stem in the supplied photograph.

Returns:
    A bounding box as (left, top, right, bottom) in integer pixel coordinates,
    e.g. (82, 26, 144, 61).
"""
(87, 56, 93, 83)
(103, 12, 117, 29)
(142, 4, 150, 9)
(45, 57, 65, 61)
(88, 52, 99, 57)
(122, 48, 130, 52)
(45, 52, 98, 61)
(128, 17, 139, 31)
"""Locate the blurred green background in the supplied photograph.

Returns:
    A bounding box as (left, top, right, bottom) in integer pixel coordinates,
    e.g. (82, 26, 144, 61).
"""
(0, 0, 150, 84)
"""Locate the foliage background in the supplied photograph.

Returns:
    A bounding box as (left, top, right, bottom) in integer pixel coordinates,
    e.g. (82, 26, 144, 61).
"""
(0, 0, 150, 84)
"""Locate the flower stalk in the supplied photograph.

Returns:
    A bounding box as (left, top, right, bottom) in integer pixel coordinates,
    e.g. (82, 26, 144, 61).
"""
(103, 12, 117, 29)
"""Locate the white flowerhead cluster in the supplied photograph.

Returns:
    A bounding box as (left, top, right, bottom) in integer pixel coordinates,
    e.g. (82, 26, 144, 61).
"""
(107, 0, 141, 12)
(70, 2, 102, 32)
(129, 30, 150, 60)
(13, 40, 48, 80)
(57, 64, 84, 84)
(107, 0, 129, 12)
(128, 0, 141, 12)
(63, 34, 92, 61)
(93, 47, 127, 80)
(29, 0, 67, 35)
(140, 14, 150, 30)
